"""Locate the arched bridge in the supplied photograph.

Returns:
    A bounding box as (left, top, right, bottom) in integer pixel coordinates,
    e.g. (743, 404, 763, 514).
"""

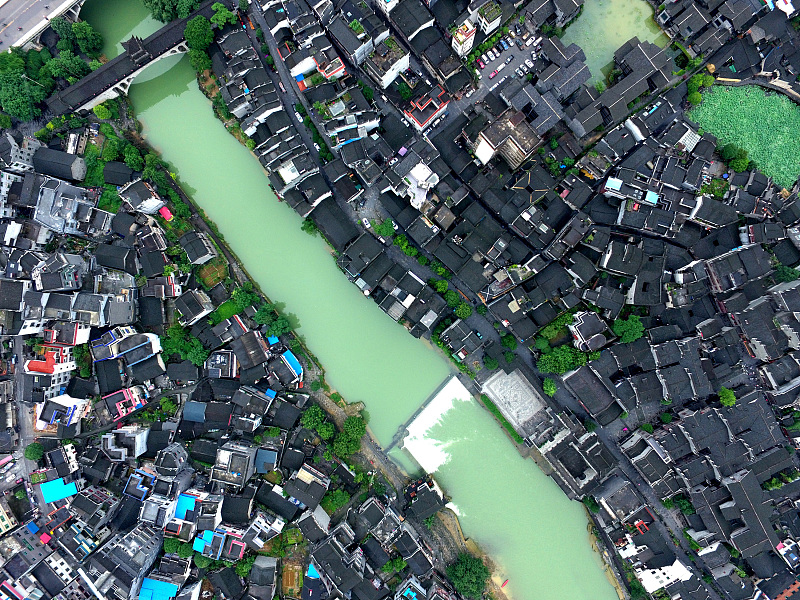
(46, 0, 222, 115)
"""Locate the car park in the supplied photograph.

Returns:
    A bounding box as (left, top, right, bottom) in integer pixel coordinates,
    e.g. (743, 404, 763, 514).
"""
(525, 59, 534, 69)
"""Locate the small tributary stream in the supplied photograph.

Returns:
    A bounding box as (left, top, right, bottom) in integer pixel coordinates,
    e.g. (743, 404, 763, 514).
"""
(81, 2, 621, 598)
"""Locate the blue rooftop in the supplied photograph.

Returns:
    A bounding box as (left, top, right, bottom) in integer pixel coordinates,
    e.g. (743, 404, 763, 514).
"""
(175, 494, 196, 520)
(139, 578, 179, 600)
(26, 521, 39, 534)
(40, 478, 78, 503)
(282, 350, 303, 380)
(307, 563, 320, 579)
(267, 335, 279, 344)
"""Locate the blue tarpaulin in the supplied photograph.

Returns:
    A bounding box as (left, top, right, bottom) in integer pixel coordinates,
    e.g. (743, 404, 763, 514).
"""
(282, 350, 303, 379)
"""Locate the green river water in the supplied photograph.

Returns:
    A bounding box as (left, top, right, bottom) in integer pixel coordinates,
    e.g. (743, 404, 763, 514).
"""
(561, 0, 668, 84)
(81, 2, 621, 599)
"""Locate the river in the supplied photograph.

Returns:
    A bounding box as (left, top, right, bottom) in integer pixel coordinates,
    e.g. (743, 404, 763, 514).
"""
(80, 3, 619, 600)
(561, 0, 669, 84)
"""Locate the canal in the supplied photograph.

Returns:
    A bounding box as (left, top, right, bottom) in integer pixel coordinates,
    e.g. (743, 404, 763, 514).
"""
(81, 3, 620, 600)
(561, 0, 668, 84)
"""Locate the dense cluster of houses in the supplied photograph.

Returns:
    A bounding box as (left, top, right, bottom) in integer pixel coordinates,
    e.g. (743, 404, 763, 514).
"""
(0, 117, 465, 600)
(200, 0, 800, 596)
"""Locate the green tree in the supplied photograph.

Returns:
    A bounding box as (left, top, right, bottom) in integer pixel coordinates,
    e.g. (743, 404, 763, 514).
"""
(0, 114, 11, 129)
(476, 304, 487, 315)
(612, 315, 644, 343)
(372, 218, 395, 237)
(534, 336, 551, 353)
(317, 421, 335, 440)
(123, 145, 144, 170)
(235, 554, 256, 576)
(72, 21, 103, 57)
(185, 16, 214, 51)
(446, 553, 490, 599)
(776, 264, 800, 283)
(177, 0, 203, 18)
(688, 91, 702, 106)
(719, 386, 736, 407)
(434, 280, 449, 293)
(14, 489, 26, 500)
(673, 494, 695, 515)
(660, 412, 673, 424)
(483, 356, 499, 370)
(239, 0, 250, 10)
(232, 283, 260, 312)
(24, 442, 44, 461)
(189, 48, 211, 72)
(193, 553, 213, 568)
(444, 290, 460, 307)
(321, 488, 350, 514)
(343, 415, 366, 439)
(582, 496, 600, 513)
(267, 316, 291, 337)
(543, 378, 557, 397)
(382, 557, 408, 573)
(301, 405, 325, 430)
(424, 514, 436, 529)
(537, 345, 587, 374)
(47, 50, 91, 79)
(164, 537, 181, 554)
(730, 157, 749, 172)
(455, 303, 473, 319)
(177, 541, 194, 558)
(397, 81, 413, 101)
(301, 218, 319, 236)
(254, 303, 277, 325)
(50, 17, 76, 48)
(504, 350, 515, 363)
(641, 423, 654, 433)
(0, 71, 46, 121)
(333, 431, 361, 457)
(211, 2, 237, 26)
(500, 333, 518, 350)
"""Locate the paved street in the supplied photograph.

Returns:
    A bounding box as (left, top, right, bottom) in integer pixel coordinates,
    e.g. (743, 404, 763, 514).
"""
(0, 0, 75, 48)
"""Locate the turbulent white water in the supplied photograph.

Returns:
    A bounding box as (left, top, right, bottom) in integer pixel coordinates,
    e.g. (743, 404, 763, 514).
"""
(402, 376, 472, 472)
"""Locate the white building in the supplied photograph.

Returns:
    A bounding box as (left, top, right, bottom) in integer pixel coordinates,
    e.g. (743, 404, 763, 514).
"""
(451, 19, 476, 57)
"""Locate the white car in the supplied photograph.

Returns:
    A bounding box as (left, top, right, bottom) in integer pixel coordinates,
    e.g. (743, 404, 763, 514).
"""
(314, 143, 320, 151)
(525, 59, 534, 69)
(362, 218, 371, 228)
(480, 53, 488, 63)
(295, 111, 303, 122)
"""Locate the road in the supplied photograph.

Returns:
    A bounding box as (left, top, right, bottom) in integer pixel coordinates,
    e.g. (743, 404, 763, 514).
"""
(0, 0, 76, 48)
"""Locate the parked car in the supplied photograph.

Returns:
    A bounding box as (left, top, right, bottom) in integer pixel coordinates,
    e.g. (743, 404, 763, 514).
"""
(508, 30, 516, 38)
(486, 49, 495, 61)
(515, 68, 524, 78)
(505, 54, 514, 64)
(14, 478, 22, 485)
(515, 38, 524, 49)
(496, 63, 506, 72)
(500, 39, 509, 50)
(295, 111, 303, 123)
(521, 63, 529, 73)
(489, 69, 498, 79)
(314, 143, 320, 151)
(391, 220, 399, 231)
(480, 53, 488, 63)
(494, 44, 503, 54)
(525, 36, 535, 47)
(361, 218, 371, 228)
(525, 58, 534, 69)
(477, 59, 485, 69)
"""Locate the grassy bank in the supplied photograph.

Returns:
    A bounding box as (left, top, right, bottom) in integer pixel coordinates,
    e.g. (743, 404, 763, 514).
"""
(479, 394, 524, 444)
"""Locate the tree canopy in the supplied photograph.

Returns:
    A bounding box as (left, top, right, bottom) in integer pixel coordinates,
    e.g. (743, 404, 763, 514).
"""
(72, 21, 103, 57)
(211, 2, 238, 26)
(24, 442, 44, 461)
(543, 378, 557, 397)
(537, 345, 587, 374)
(719, 386, 736, 407)
(301, 404, 325, 430)
(93, 103, 111, 120)
(143, 0, 202, 21)
(775, 264, 800, 283)
(184, 16, 214, 51)
(445, 553, 490, 599)
(612, 315, 645, 343)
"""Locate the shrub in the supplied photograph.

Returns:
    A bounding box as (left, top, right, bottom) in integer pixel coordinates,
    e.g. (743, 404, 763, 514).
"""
(543, 378, 557, 396)
(687, 91, 702, 105)
(660, 413, 673, 424)
(641, 423, 654, 433)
